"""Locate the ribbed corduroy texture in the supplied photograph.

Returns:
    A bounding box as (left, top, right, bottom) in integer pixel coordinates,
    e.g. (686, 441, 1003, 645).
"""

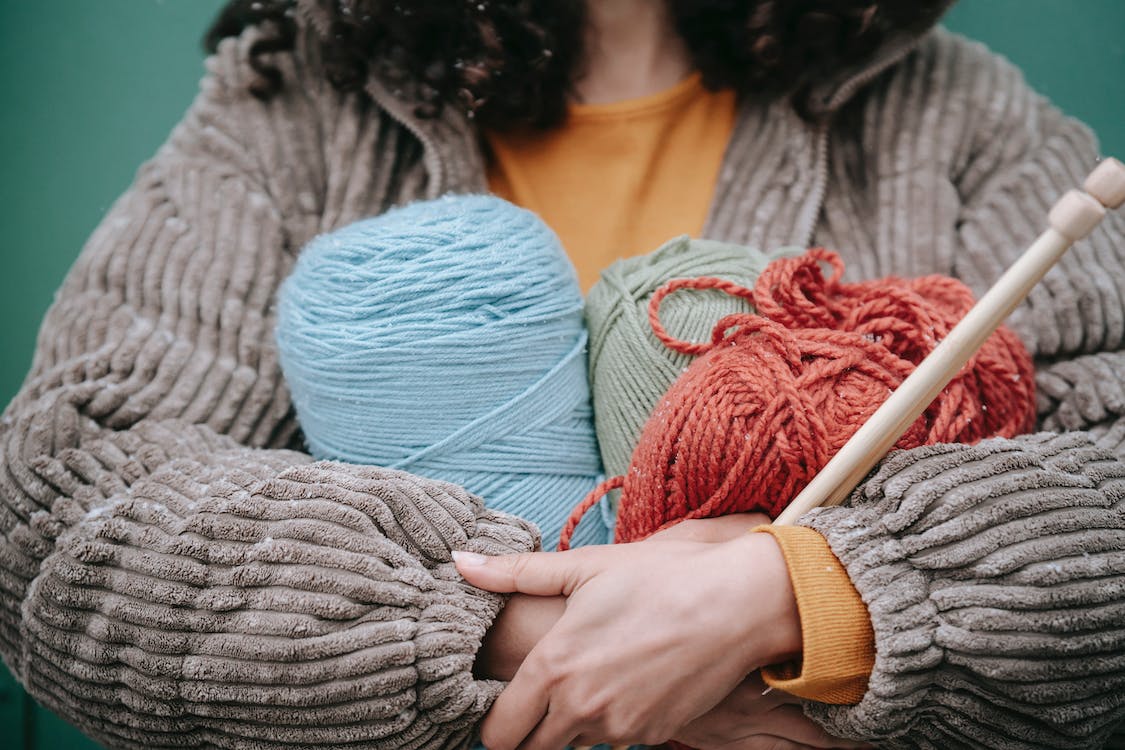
(803, 433, 1125, 749)
(2, 9, 1125, 748)
(586, 236, 796, 479)
(276, 195, 611, 549)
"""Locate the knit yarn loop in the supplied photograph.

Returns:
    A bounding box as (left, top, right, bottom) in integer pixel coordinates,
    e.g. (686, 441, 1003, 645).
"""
(277, 195, 611, 548)
(561, 248, 1036, 550)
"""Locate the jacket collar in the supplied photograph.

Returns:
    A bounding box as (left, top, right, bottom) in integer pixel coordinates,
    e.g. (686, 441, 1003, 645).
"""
(295, 0, 487, 196)
(296, 0, 952, 193)
(362, 74, 489, 198)
(802, 26, 939, 118)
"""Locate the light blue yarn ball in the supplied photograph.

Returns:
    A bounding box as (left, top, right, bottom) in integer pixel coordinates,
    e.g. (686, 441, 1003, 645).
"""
(276, 194, 612, 548)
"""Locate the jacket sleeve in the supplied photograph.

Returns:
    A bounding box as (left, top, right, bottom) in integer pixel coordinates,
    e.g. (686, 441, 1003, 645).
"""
(0, 25, 537, 750)
(798, 35, 1125, 749)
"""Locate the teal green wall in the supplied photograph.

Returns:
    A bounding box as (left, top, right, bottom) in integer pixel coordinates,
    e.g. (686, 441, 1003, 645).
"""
(1, 4, 227, 747)
(0, 1, 1122, 748)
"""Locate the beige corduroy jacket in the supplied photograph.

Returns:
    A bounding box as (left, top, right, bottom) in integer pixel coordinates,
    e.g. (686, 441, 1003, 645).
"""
(2, 5, 1124, 749)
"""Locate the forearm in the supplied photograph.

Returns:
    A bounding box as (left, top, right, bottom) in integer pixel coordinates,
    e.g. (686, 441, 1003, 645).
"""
(0, 26, 538, 748)
(796, 432, 1125, 749)
(475, 513, 794, 684)
(7, 412, 539, 749)
(477, 594, 566, 681)
(1036, 350, 1125, 434)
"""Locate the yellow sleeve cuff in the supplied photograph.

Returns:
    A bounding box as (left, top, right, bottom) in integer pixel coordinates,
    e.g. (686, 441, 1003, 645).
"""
(754, 525, 875, 705)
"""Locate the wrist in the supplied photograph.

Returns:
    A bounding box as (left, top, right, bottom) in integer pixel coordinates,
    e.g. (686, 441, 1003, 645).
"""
(756, 524, 877, 704)
(723, 532, 802, 671)
(476, 593, 566, 681)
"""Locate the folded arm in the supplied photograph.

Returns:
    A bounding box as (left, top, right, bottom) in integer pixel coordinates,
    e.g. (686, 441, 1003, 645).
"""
(792, 34, 1125, 749)
(0, 26, 536, 750)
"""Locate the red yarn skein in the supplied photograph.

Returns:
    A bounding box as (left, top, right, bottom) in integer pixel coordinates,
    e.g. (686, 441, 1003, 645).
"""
(560, 249, 1035, 550)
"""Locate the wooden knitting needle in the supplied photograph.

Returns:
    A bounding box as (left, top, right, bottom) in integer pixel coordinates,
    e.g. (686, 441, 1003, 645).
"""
(774, 156, 1125, 526)
(572, 159, 1125, 750)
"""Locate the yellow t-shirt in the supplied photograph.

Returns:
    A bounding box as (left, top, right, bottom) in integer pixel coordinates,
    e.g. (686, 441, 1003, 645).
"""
(487, 76, 875, 705)
(487, 73, 736, 292)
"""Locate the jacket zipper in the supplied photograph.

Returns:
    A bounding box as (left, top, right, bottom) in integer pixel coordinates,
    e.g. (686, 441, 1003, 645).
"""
(798, 124, 830, 248)
(796, 34, 925, 249)
(364, 79, 449, 197)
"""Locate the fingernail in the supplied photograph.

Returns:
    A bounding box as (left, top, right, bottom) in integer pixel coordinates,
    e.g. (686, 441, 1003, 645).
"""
(452, 550, 488, 566)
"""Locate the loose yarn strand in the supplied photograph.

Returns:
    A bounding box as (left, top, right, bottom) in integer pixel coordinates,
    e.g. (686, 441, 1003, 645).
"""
(559, 476, 624, 551)
(647, 276, 758, 355)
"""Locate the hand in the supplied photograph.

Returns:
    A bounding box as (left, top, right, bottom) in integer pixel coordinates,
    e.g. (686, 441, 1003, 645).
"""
(454, 533, 801, 749)
(676, 673, 871, 750)
(476, 514, 769, 681)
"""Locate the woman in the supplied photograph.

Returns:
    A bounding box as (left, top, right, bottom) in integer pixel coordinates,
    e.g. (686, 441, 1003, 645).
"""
(1, 1, 1123, 749)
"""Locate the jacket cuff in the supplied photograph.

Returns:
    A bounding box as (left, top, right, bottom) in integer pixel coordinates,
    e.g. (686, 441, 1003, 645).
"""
(755, 525, 875, 704)
(23, 454, 540, 749)
(795, 433, 1125, 747)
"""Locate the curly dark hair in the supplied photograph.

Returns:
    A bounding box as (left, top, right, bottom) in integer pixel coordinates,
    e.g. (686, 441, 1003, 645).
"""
(205, 0, 952, 130)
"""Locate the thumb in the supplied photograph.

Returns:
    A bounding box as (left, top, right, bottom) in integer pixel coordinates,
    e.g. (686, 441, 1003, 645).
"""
(453, 548, 600, 596)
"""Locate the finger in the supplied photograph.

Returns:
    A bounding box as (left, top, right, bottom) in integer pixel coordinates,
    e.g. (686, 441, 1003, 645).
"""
(675, 680, 862, 750)
(743, 736, 873, 750)
(453, 547, 602, 596)
(516, 707, 578, 750)
(761, 705, 872, 749)
(479, 663, 550, 750)
(736, 737, 816, 750)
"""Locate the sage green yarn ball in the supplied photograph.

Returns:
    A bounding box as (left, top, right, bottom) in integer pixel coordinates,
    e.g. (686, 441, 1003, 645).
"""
(585, 236, 799, 482)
